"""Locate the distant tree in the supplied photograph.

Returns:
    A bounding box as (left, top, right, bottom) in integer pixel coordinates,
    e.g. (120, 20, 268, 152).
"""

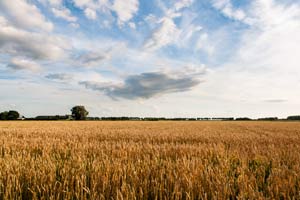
(258, 117, 278, 121)
(287, 116, 300, 120)
(71, 106, 89, 120)
(0, 111, 8, 120)
(7, 110, 20, 120)
(235, 117, 252, 121)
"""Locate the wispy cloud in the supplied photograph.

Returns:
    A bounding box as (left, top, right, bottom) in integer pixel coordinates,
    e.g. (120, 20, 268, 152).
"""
(144, 17, 180, 50)
(144, 0, 197, 51)
(263, 99, 287, 103)
(45, 73, 73, 81)
(212, 0, 251, 24)
(77, 51, 110, 67)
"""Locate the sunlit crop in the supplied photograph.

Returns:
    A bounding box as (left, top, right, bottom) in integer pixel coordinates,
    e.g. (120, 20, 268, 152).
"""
(0, 121, 300, 199)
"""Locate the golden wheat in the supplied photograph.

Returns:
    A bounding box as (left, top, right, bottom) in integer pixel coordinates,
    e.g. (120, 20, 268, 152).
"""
(0, 121, 300, 199)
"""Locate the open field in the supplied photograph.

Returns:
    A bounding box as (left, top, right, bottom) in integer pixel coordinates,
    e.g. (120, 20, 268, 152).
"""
(1, 121, 300, 199)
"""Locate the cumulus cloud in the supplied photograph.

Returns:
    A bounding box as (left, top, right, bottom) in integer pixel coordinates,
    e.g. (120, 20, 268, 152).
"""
(7, 57, 41, 72)
(73, 0, 111, 20)
(113, 0, 139, 25)
(72, 0, 139, 24)
(79, 66, 206, 99)
(84, 8, 97, 20)
(0, 0, 53, 32)
(52, 8, 77, 22)
(0, 16, 70, 60)
(45, 73, 73, 81)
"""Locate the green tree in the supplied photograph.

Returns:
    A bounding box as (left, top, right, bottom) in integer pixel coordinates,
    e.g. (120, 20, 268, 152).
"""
(0, 111, 8, 120)
(7, 110, 20, 120)
(71, 106, 89, 120)
(0, 111, 20, 120)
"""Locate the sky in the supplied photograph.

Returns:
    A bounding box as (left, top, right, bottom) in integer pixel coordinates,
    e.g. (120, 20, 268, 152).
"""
(0, 0, 299, 118)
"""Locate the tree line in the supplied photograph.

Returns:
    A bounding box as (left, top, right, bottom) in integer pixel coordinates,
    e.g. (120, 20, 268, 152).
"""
(1, 106, 300, 121)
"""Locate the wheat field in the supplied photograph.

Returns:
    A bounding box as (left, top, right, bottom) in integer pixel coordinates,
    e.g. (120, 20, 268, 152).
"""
(0, 121, 300, 199)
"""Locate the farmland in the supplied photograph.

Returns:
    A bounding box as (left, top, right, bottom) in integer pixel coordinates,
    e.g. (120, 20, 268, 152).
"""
(0, 121, 300, 199)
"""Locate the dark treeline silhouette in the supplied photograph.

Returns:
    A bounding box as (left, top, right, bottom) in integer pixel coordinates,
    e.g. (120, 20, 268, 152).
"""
(235, 117, 253, 121)
(287, 116, 300, 120)
(33, 115, 72, 120)
(101, 117, 141, 121)
(212, 117, 234, 121)
(1, 106, 300, 121)
(258, 117, 278, 121)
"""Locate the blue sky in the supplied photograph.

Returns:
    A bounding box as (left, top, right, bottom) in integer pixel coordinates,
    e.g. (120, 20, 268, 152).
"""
(0, 0, 299, 118)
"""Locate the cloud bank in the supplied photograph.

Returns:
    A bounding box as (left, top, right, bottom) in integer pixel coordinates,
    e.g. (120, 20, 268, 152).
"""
(80, 67, 206, 99)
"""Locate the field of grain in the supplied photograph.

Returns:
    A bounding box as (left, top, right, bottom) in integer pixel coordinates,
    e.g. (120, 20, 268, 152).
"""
(0, 121, 300, 199)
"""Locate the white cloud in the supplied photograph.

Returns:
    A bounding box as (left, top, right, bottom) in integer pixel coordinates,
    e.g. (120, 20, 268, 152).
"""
(84, 8, 97, 20)
(144, 0, 198, 51)
(234, 0, 300, 71)
(174, 0, 194, 11)
(175, 11, 202, 49)
(144, 17, 180, 50)
(52, 8, 77, 22)
(196, 33, 215, 55)
(250, 0, 300, 30)
(0, 16, 70, 60)
(7, 57, 41, 72)
(128, 22, 136, 29)
(39, 0, 77, 23)
(203, 0, 300, 105)
(73, 0, 92, 8)
(144, 14, 159, 27)
(0, 0, 53, 32)
(212, 0, 250, 24)
(48, 0, 62, 6)
(73, 0, 139, 24)
(70, 23, 80, 28)
(112, 0, 139, 25)
(73, 0, 111, 20)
